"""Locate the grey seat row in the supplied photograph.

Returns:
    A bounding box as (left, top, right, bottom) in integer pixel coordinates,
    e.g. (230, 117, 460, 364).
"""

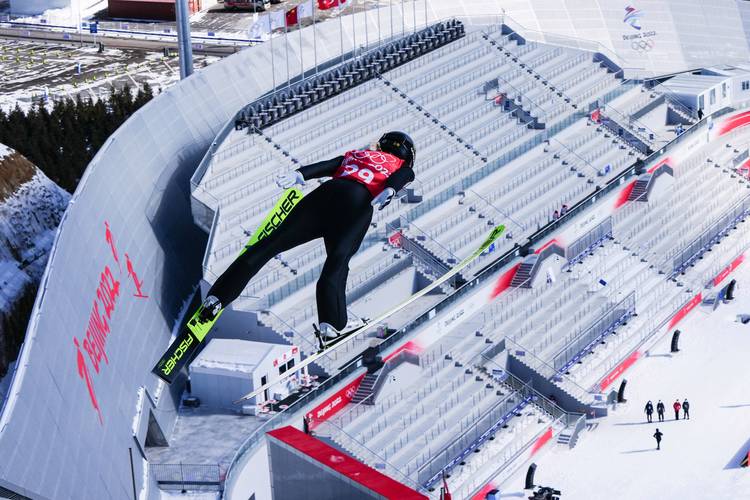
(234, 19, 466, 131)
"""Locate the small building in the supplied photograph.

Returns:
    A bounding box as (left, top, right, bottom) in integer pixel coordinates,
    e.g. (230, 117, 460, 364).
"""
(108, 0, 201, 21)
(661, 72, 733, 118)
(189, 338, 300, 410)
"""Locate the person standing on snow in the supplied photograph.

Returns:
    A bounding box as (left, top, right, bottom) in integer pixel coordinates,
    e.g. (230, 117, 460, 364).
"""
(673, 399, 681, 420)
(644, 400, 654, 423)
(653, 428, 663, 450)
(196, 132, 416, 344)
(656, 400, 665, 422)
(682, 399, 690, 420)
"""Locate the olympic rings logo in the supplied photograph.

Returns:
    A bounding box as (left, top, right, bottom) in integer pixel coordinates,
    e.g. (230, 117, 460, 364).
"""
(351, 150, 390, 165)
(631, 39, 655, 52)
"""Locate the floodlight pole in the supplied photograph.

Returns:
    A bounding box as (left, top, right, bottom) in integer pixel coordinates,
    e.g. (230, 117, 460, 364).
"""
(175, 0, 194, 79)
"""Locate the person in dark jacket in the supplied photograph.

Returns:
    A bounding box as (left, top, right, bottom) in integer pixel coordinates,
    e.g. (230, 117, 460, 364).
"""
(654, 428, 663, 450)
(196, 132, 416, 343)
(656, 400, 665, 422)
(644, 400, 654, 423)
(361, 339, 384, 374)
(673, 399, 681, 420)
(682, 399, 690, 420)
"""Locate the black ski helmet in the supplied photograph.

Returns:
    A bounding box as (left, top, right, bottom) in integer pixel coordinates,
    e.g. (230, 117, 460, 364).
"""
(378, 131, 415, 167)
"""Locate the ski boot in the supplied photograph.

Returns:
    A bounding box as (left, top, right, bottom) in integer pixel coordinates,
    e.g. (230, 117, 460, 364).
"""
(313, 322, 343, 351)
(197, 295, 222, 324)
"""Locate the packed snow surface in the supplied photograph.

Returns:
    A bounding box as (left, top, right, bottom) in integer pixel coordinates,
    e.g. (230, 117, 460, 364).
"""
(503, 266, 750, 499)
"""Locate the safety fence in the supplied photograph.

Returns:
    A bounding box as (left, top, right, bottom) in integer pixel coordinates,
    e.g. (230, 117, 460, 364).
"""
(552, 291, 636, 372)
(565, 216, 613, 266)
(149, 463, 225, 491)
(671, 194, 750, 276)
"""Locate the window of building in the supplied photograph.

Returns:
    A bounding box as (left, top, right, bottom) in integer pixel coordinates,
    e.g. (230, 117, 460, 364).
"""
(698, 95, 705, 110)
(743, 80, 750, 91)
(722, 82, 727, 98)
(710, 89, 716, 105)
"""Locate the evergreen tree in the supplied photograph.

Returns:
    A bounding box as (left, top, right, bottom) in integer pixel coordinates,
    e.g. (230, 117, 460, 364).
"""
(0, 83, 154, 192)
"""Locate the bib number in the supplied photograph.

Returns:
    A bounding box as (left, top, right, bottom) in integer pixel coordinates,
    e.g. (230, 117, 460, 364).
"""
(341, 164, 375, 184)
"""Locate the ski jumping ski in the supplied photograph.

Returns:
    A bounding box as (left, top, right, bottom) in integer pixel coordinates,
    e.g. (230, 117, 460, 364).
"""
(151, 187, 304, 384)
(233, 223, 505, 404)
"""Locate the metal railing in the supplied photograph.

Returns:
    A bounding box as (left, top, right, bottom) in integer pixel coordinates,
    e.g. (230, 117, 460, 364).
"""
(416, 354, 565, 488)
(670, 194, 750, 275)
(565, 216, 614, 266)
(552, 291, 636, 371)
(150, 463, 225, 489)
(313, 419, 431, 496)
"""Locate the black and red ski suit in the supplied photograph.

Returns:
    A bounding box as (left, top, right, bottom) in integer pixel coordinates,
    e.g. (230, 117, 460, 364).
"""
(206, 150, 415, 330)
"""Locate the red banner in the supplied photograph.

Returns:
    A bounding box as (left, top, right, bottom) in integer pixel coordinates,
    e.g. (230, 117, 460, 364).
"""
(668, 292, 702, 329)
(286, 6, 298, 26)
(534, 238, 562, 254)
(388, 230, 403, 247)
(530, 427, 554, 456)
(599, 350, 640, 391)
(491, 263, 520, 299)
(614, 180, 636, 209)
(383, 340, 422, 362)
(713, 254, 745, 287)
(719, 110, 750, 136)
(471, 483, 497, 500)
(590, 108, 601, 123)
(306, 373, 365, 429)
(268, 427, 428, 499)
(647, 156, 673, 174)
(318, 0, 346, 9)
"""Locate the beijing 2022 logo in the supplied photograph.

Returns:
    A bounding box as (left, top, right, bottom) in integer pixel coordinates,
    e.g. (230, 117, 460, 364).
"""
(623, 5, 657, 52)
(623, 6, 644, 30)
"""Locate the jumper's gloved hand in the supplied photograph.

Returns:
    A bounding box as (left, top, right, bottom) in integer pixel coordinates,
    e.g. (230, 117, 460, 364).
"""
(371, 187, 396, 211)
(276, 171, 305, 189)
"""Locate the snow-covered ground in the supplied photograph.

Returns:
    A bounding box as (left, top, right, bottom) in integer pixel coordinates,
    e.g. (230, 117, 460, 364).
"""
(502, 266, 750, 499)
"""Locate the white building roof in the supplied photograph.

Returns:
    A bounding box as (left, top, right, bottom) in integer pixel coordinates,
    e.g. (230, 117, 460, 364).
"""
(190, 339, 291, 374)
(662, 74, 729, 95)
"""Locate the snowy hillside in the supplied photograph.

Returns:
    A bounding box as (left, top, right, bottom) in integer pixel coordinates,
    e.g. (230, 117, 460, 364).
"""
(0, 144, 69, 378)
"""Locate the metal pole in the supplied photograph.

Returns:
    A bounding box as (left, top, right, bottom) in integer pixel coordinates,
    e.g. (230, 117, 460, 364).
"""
(401, 0, 405, 36)
(377, 0, 382, 48)
(299, 10, 304, 78)
(339, 2, 345, 63)
(128, 448, 137, 500)
(364, 0, 369, 49)
(270, 21, 276, 89)
(412, 0, 416, 33)
(284, 13, 290, 87)
(313, 3, 318, 74)
(174, 0, 193, 79)
(352, 0, 357, 58)
(389, 0, 393, 41)
(425, 0, 428, 30)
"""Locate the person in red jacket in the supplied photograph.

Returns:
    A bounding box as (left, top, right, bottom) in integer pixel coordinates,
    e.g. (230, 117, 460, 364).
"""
(198, 131, 416, 344)
(673, 399, 681, 420)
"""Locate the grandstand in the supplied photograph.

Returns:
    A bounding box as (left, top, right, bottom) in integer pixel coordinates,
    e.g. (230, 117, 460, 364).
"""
(3, 1, 750, 499)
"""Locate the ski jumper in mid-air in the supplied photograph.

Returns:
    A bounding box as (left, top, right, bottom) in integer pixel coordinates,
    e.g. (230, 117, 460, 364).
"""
(198, 131, 416, 342)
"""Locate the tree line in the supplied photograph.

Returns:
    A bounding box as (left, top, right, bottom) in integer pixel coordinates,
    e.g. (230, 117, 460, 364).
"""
(0, 84, 154, 378)
(0, 83, 154, 193)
